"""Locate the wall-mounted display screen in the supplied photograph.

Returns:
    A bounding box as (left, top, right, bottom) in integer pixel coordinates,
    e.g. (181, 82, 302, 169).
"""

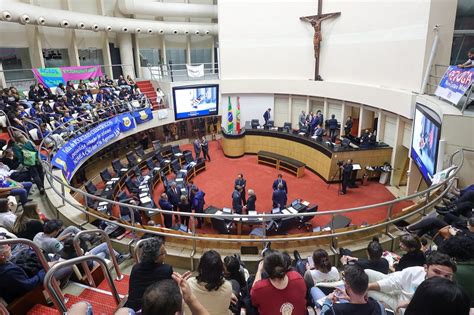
(172, 84, 219, 120)
(410, 105, 441, 185)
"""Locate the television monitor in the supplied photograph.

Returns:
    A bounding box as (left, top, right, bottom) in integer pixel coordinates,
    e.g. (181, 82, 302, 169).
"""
(410, 105, 441, 185)
(172, 84, 219, 120)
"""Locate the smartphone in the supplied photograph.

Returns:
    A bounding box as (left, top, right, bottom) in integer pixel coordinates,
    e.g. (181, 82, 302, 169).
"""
(307, 256, 315, 269)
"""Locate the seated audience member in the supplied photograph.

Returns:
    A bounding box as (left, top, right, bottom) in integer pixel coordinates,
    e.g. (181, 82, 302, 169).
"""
(436, 219, 474, 306)
(184, 250, 233, 315)
(0, 236, 46, 303)
(0, 175, 32, 207)
(404, 277, 470, 315)
(319, 264, 386, 315)
(435, 190, 474, 218)
(393, 234, 425, 271)
(125, 237, 173, 311)
(223, 255, 248, 297)
(33, 219, 89, 256)
(366, 251, 456, 311)
(251, 250, 307, 315)
(0, 198, 17, 231)
(304, 249, 341, 289)
(12, 202, 44, 240)
(457, 47, 474, 69)
(340, 237, 389, 274)
(114, 272, 209, 315)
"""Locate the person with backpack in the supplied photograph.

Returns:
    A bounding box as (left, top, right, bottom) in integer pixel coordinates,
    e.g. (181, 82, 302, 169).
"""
(12, 134, 45, 195)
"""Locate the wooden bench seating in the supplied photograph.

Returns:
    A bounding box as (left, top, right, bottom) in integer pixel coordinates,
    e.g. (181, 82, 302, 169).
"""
(257, 151, 305, 177)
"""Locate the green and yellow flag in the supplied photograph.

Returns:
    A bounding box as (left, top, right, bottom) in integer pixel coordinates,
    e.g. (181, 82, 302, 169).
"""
(227, 96, 234, 133)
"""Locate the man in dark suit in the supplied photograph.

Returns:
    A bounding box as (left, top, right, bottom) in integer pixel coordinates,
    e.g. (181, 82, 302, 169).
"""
(232, 186, 244, 214)
(272, 174, 288, 194)
(263, 108, 271, 126)
(158, 193, 174, 228)
(193, 137, 201, 160)
(234, 173, 247, 204)
(244, 189, 257, 212)
(272, 184, 288, 209)
(341, 159, 353, 195)
(344, 116, 353, 136)
(327, 114, 338, 140)
(166, 182, 181, 222)
(313, 124, 324, 141)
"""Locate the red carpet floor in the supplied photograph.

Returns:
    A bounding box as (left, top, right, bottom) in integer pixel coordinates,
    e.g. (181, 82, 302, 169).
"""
(153, 139, 411, 233)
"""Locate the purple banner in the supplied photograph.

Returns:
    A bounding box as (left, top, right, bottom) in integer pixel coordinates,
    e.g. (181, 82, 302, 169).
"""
(32, 65, 103, 89)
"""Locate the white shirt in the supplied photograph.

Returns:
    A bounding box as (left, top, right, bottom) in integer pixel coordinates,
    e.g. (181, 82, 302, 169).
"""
(377, 266, 426, 303)
(0, 211, 17, 232)
(306, 266, 340, 284)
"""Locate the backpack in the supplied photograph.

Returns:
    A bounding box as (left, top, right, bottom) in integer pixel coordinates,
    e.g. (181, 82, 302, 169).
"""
(20, 143, 38, 166)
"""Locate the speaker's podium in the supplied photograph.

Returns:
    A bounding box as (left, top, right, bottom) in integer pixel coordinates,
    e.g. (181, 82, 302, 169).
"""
(349, 163, 362, 188)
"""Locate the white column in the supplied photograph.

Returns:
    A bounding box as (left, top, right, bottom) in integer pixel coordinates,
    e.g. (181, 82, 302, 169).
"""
(376, 110, 383, 141)
(288, 95, 293, 123)
(161, 36, 167, 64)
(133, 34, 142, 78)
(358, 106, 364, 137)
(26, 25, 44, 68)
(117, 32, 135, 78)
(340, 101, 347, 137)
(389, 116, 404, 186)
(305, 96, 310, 115)
(323, 98, 328, 128)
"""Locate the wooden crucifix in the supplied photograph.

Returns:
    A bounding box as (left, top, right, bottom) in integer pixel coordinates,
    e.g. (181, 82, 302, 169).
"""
(300, 0, 341, 81)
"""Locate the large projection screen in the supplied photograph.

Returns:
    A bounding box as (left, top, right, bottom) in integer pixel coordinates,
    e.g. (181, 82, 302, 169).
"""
(410, 104, 441, 184)
(173, 84, 219, 120)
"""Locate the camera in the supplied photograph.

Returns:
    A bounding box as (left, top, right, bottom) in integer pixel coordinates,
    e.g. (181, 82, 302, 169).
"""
(337, 160, 344, 167)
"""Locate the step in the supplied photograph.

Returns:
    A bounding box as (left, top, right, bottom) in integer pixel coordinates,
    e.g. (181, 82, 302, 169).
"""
(78, 288, 120, 306)
(66, 294, 117, 314)
(97, 274, 130, 296)
(27, 304, 59, 315)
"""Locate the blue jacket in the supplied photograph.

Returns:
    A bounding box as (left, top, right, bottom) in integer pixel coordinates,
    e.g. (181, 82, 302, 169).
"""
(272, 179, 288, 193)
(263, 110, 271, 122)
(0, 262, 45, 303)
(193, 190, 205, 211)
(159, 198, 173, 211)
(232, 190, 243, 213)
(327, 118, 338, 130)
(272, 189, 287, 209)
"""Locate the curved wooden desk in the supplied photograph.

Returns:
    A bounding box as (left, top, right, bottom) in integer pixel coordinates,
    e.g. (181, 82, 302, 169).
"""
(222, 129, 392, 182)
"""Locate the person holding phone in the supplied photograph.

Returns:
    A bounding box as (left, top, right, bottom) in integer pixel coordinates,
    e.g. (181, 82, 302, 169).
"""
(319, 264, 386, 315)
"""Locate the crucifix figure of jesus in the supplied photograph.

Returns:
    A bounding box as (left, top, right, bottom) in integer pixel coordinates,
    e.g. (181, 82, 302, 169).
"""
(300, 0, 341, 81)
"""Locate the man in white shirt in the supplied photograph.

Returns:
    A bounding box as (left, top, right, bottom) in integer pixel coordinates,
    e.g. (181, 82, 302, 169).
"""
(457, 48, 474, 69)
(366, 251, 456, 312)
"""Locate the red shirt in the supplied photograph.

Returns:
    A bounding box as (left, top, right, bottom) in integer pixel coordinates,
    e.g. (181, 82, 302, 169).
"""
(251, 271, 307, 315)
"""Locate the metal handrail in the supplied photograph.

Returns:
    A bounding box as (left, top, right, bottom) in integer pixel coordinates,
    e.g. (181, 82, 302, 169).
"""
(44, 255, 121, 314)
(38, 101, 466, 243)
(0, 238, 64, 312)
(73, 229, 124, 283)
(132, 238, 148, 263)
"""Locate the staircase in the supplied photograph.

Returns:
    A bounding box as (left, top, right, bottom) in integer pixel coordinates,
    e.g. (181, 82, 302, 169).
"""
(136, 80, 161, 110)
(26, 275, 130, 315)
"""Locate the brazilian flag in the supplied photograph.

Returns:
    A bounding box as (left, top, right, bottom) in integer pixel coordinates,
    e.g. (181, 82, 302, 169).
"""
(227, 96, 234, 133)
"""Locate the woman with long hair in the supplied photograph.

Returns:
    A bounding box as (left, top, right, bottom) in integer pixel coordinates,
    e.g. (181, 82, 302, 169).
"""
(184, 250, 232, 315)
(13, 202, 43, 240)
(304, 249, 340, 288)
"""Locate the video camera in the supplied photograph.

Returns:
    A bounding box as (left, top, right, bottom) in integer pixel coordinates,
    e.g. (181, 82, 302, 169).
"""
(337, 160, 344, 167)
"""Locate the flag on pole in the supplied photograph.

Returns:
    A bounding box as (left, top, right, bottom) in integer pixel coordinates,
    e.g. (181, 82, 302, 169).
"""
(227, 96, 234, 133)
(236, 96, 241, 133)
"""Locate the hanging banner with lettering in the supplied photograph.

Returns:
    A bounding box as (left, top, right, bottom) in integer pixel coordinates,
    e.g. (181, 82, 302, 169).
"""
(32, 65, 103, 89)
(186, 64, 205, 78)
(435, 66, 474, 104)
(132, 107, 154, 124)
(52, 113, 135, 181)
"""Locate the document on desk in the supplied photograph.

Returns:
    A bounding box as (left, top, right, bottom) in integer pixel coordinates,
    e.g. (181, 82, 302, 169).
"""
(282, 209, 291, 215)
(302, 201, 310, 206)
(174, 153, 183, 156)
(215, 210, 223, 215)
(140, 196, 152, 204)
(139, 192, 148, 198)
(241, 218, 249, 222)
(353, 164, 362, 170)
(99, 201, 109, 206)
(248, 211, 257, 216)
(287, 207, 298, 214)
(233, 217, 241, 222)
